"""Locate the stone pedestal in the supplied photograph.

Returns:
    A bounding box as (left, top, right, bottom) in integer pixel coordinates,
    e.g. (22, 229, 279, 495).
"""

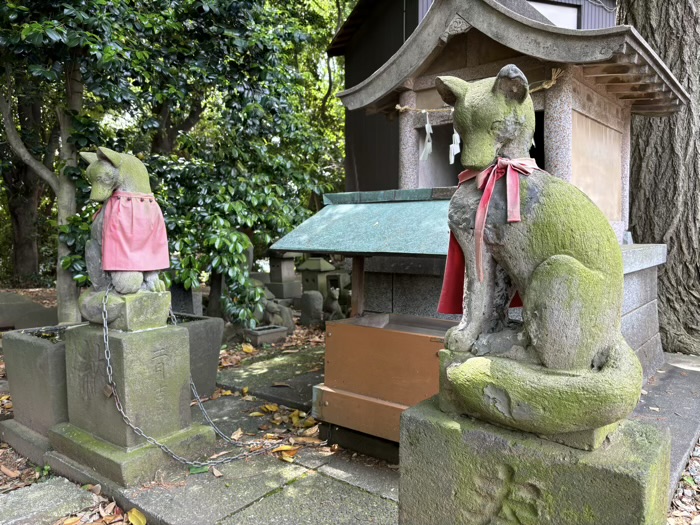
(400, 398, 670, 525)
(0, 327, 68, 464)
(48, 324, 214, 486)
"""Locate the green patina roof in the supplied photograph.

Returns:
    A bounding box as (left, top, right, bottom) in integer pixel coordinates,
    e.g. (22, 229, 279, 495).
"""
(271, 189, 453, 256)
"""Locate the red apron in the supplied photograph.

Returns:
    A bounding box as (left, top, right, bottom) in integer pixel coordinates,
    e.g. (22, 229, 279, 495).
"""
(101, 191, 170, 272)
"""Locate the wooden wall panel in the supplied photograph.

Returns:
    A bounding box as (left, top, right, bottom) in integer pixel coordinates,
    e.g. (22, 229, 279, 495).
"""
(572, 110, 623, 221)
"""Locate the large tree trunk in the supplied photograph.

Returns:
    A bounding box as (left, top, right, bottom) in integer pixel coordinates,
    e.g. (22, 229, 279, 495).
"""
(617, 2, 700, 355)
(6, 165, 41, 279)
(55, 61, 82, 324)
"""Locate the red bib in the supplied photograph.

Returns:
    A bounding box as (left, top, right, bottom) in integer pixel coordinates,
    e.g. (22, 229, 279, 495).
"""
(101, 191, 170, 272)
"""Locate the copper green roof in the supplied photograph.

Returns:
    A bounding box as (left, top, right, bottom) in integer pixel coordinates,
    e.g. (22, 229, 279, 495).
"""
(270, 189, 453, 257)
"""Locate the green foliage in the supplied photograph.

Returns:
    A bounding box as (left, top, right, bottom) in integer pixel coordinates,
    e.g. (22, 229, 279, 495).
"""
(1, 0, 350, 323)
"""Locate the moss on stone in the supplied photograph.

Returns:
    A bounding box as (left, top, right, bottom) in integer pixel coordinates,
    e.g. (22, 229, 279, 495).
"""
(400, 398, 670, 525)
(446, 336, 642, 436)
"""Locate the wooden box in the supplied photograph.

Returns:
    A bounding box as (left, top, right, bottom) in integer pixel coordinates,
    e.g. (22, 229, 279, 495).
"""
(312, 313, 456, 442)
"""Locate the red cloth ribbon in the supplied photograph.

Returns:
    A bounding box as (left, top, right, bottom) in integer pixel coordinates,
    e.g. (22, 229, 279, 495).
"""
(101, 191, 170, 272)
(437, 157, 538, 315)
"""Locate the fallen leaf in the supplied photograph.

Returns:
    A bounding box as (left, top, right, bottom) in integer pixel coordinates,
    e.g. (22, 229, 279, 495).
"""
(126, 508, 147, 525)
(101, 502, 117, 517)
(241, 395, 255, 402)
(1, 465, 20, 478)
(278, 453, 295, 463)
(189, 466, 209, 475)
(294, 436, 324, 445)
(302, 424, 319, 437)
(230, 428, 244, 441)
(63, 518, 81, 525)
(259, 424, 270, 431)
(242, 387, 249, 396)
(272, 383, 291, 388)
(271, 445, 300, 453)
(249, 411, 265, 417)
(89, 483, 102, 495)
(209, 450, 232, 459)
(242, 343, 256, 354)
(212, 467, 223, 478)
(261, 404, 279, 413)
(302, 417, 317, 428)
(649, 407, 660, 412)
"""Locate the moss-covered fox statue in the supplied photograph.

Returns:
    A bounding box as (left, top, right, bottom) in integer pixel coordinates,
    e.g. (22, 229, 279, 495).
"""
(436, 65, 642, 446)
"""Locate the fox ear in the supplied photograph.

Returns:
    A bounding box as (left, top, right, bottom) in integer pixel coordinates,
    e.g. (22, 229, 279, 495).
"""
(435, 76, 469, 106)
(96, 147, 123, 168)
(79, 152, 98, 165)
(493, 64, 529, 103)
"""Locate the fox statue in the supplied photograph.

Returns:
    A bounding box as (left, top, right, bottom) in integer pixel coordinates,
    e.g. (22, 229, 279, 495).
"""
(78, 147, 169, 324)
(436, 65, 642, 445)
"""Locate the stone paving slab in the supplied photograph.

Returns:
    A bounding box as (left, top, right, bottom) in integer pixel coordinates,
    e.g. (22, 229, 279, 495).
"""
(251, 371, 323, 411)
(219, 471, 398, 525)
(0, 477, 96, 525)
(121, 456, 307, 525)
(318, 453, 399, 502)
(632, 352, 700, 500)
(191, 396, 263, 437)
(216, 348, 324, 410)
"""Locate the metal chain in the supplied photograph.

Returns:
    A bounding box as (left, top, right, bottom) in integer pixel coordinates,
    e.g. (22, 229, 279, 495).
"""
(101, 286, 277, 467)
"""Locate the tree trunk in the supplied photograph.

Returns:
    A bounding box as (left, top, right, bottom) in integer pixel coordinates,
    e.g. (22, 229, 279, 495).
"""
(6, 165, 41, 279)
(55, 61, 82, 324)
(617, 1, 700, 355)
(207, 270, 224, 319)
(151, 98, 204, 155)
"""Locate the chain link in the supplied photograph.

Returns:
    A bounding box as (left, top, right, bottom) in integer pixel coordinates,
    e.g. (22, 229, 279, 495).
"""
(101, 286, 277, 467)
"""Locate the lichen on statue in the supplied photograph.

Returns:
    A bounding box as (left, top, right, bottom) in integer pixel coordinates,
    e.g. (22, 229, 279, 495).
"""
(78, 147, 171, 329)
(437, 65, 642, 448)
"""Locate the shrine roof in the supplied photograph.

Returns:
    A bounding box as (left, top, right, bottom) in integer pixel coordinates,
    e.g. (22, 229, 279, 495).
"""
(338, 0, 689, 116)
(270, 189, 454, 257)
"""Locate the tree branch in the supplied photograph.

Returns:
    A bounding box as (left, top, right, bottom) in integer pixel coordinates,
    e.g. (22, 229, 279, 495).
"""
(0, 70, 59, 194)
(43, 125, 60, 170)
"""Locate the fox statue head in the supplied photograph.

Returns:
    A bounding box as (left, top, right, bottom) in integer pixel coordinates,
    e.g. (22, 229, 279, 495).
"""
(436, 64, 535, 170)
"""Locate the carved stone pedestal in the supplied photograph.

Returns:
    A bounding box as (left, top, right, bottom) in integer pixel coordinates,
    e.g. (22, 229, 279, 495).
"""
(400, 397, 669, 525)
(48, 324, 214, 486)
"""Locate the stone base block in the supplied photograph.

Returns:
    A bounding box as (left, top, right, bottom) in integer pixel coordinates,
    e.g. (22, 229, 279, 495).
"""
(3, 327, 68, 436)
(79, 290, 170, 331)
(267, 281, 302, 300)
(400, 398, 670, 525)
(48, 422, 215, 487)
(65, 325, 191, 449)
(174, 314, 225, 398)
(244, 325, 288, 346)
(0, 419, 51, 466)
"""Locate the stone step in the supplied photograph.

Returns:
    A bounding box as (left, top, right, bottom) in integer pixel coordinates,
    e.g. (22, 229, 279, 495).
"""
(631, 352, 700, 500)
(0, 477, 96, 525)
